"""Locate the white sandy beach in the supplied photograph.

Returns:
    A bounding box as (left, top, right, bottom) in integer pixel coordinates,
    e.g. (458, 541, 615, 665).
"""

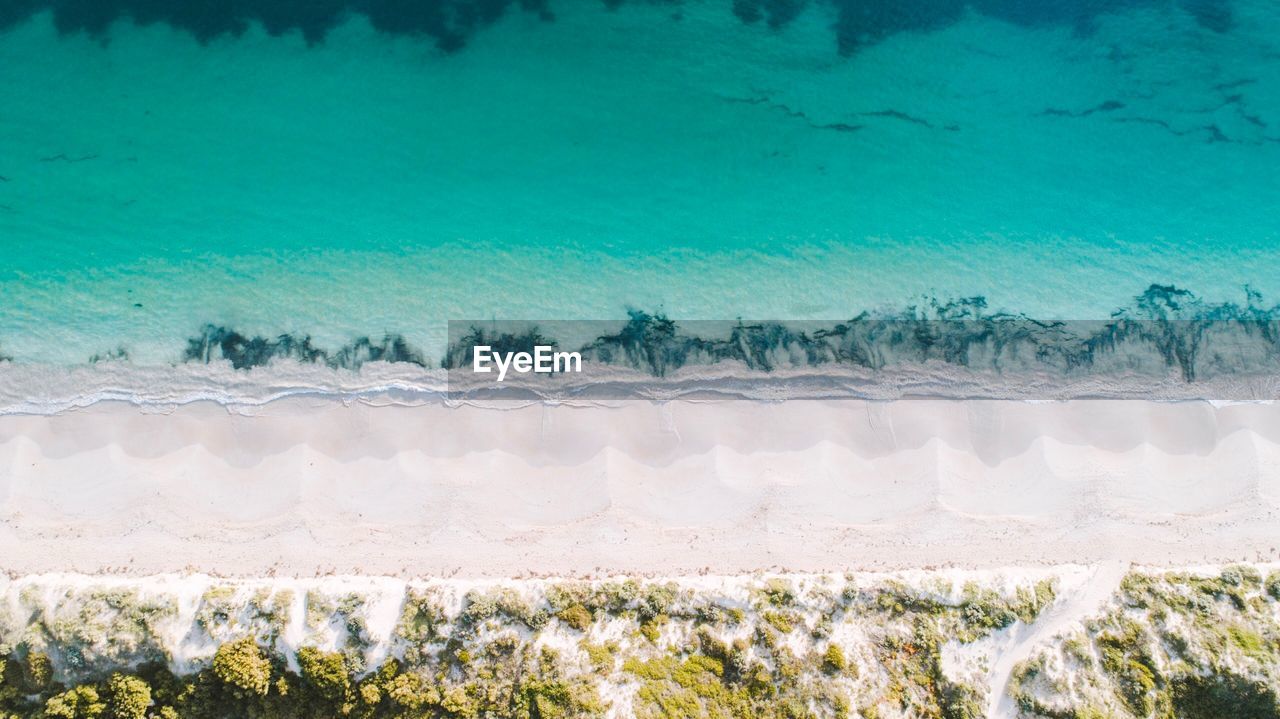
(1, 398, 1278, 577)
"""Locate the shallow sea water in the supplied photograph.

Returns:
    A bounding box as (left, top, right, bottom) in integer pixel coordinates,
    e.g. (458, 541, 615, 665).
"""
(1, 0, 1278, 366)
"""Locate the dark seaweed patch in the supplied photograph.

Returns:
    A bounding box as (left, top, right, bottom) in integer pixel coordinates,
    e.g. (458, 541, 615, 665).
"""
(164, 285, 1280, 386)
(828, 0, 966, 56)
(732, 0, 806, 28)
(0, 0, 555, 50)
(1178, 0, 1234, 33)
(0, 0, 1235, 55)
(440, 324, 559, 370)
(590, 286, 1280, 382)
(183, 324, 426, 369)
(444, 285, 1280, 384)
(88, 346, 129, 363)
(823, 0, 1232, 55)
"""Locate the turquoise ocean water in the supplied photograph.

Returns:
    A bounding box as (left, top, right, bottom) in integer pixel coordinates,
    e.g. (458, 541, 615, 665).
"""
(1, 0, 1278, 374)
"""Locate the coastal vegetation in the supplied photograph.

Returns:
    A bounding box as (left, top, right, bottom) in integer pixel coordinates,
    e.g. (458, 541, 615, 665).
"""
(1010, 566, 1280, 719)
(0, 573, 1057, 719)
(1, 568, 1274, 718)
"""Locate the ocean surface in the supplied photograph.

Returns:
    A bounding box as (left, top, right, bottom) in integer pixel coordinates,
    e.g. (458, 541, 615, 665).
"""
(1, 0, 1278, 403)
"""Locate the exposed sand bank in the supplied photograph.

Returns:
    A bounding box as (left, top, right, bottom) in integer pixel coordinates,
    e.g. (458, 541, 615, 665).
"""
(1, 399, 1277, 576)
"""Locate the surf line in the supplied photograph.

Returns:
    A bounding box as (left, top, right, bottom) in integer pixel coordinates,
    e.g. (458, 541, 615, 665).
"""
(472, 345, 582, 382)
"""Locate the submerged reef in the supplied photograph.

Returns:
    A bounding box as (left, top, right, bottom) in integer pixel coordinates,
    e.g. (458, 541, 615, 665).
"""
(0, 572, 1059, 719)
(0, 0, 1235, 54)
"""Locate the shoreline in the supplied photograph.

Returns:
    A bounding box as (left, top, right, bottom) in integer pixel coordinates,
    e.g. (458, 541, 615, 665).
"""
(2, 397, 1277, 577)
(4, 359, 1280, 417)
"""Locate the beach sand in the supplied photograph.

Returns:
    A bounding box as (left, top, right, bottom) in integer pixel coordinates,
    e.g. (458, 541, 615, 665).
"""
(1, 398, 1277, 577)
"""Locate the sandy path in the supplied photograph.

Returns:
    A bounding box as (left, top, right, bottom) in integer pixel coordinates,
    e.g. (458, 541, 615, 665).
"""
(988, 560, 1128, 718)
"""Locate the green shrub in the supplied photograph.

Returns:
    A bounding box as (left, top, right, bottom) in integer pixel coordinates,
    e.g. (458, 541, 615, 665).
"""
(557, 605, 593, 632)
(385, 672, 436, 710)
(394, 590, 444, 665)
(1100, 648, 1157, 717)
(638, 585, 677, 621)
(212, 637, 271, 697)
(760, 579, 796, 608)
(19, 653, 53, 692)
(105, 674, 150, 719)
(762, 611, 794, 634)
(1227, 626, 1268, 659)
(461, 589, 547, 630)
(1220, 565, 1261, 589)
(961, 598, 1017, 632)
(821, 645, 846, 674)
(639, 615, 667, 643)
(296, 646, 350, 703)
(939, 682, 985, 719)
(580, 643, 615, 673)
(1010, 580, 1057, 623)
(44, 686, 105, 719)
